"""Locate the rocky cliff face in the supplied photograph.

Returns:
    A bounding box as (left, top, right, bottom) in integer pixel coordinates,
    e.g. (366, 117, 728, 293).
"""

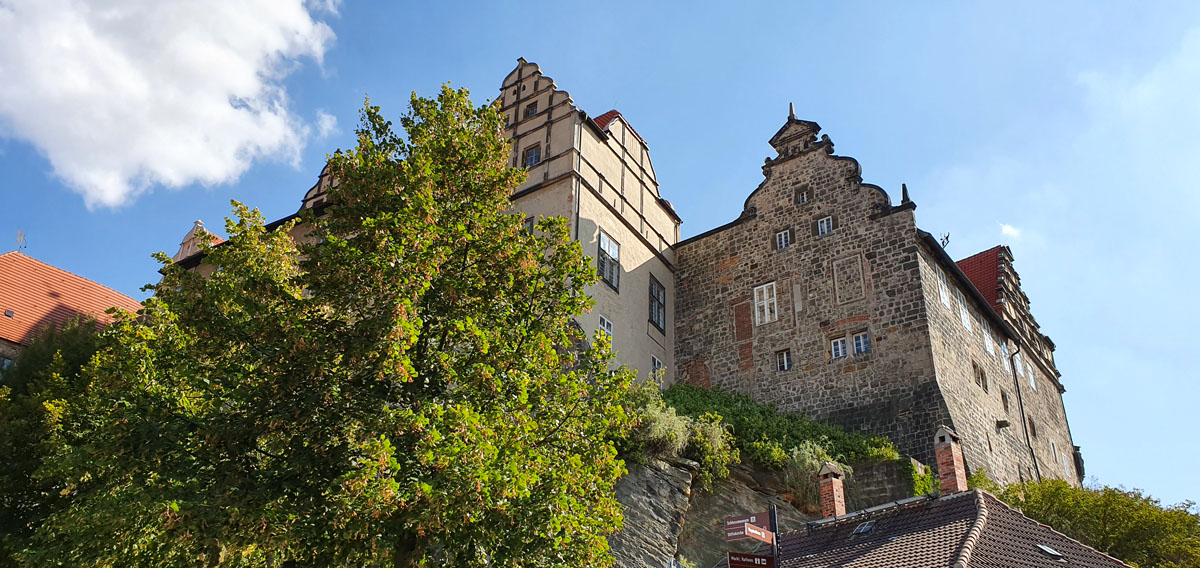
(609, 459, 918, 568)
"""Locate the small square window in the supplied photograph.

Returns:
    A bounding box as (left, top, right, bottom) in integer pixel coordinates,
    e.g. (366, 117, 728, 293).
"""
(3, 309, 12, 318)
(523, 145, 541, 167)
(0, 356, 11, 372)
(797, 190, 810, 205)
(753, 282, 778, 325)
(598, 314, 614, 337)
(831, 338, 847, 359)
(817, 216, 834, 236)
(775, 229, 791, 250)
(524, 101, 538, 119)
(853, 332, 870, 355)
(776, 349, 793, 371)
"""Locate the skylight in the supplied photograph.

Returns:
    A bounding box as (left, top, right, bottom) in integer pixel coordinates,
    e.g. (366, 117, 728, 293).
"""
(1036, 543, 1065, 560)
(851, 520, 875, 535)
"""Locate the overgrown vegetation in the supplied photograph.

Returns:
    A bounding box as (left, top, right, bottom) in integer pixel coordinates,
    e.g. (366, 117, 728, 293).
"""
(904, 459, 937, 496)
(645, 384, 901, 507)
(995, 479, 1200, 568)
(662, 384, 899, 464)
(617, 382, 738, 491)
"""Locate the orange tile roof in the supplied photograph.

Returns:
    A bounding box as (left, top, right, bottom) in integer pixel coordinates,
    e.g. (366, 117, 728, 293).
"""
(0, 251, 142, 346)
(592, 109, 647, 146)
(957, 245, 1005, 317)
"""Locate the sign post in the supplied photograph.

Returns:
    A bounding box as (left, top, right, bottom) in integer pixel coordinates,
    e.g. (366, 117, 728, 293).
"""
(723, 511, 770, 540)
(728, 551, 775, 568)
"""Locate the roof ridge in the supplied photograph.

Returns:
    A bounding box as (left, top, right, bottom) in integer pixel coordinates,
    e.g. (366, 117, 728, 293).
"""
(951, 490, 989, 568)
(976, 490, 1133, 567)
(1, 251, 140, 307)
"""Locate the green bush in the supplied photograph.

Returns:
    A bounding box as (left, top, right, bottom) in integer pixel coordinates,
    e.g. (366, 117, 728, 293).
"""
(745, 437, 790, 470)
(636, 404, 689, 459)
(682, 412, 739, 492)
(905, 459, 937, 496)
(662, 384, 900, 464)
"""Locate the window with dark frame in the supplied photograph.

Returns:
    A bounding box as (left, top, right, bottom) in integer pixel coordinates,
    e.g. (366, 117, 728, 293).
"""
(776, 349, 793, 371)
(522, 145, 541, 167)
(597, 231, 620, 291)
(1028, 415, 1038, 439)
(1002, 390, 1010, 413)
(648, 276, 666, 332)
(972, 360, 988, 392)
(524, 101, 538, 119)
(523, 216, 535, 233)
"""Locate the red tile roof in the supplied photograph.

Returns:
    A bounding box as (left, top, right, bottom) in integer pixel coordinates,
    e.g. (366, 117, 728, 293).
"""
(592, 109, 647, 146)
(0, 251, 141, 346)
(773, 490, 1130, 568)
(956, 246, 1004, 317)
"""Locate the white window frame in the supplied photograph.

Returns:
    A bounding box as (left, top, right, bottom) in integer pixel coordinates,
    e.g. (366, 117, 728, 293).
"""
(853, 332, 870, 355)
(1002, 342, 1011, 372)
(775, 229, 791, 250)
(954, 288, 972, 332)
(1027, 360, 1037, 391)
(817, 216, 834, 236)
(598, 314, 614, 338)
(936, 266, 952, 308)
(776, 349, 792, 371)
(651, 354, 664, 381)
(753, 282, 778, 325)
(597, 230, 620, 291)
(797, 190, 810, 205)
(831, 337, 848, 359)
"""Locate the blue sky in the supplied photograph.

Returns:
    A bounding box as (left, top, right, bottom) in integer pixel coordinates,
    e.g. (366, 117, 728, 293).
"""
(2, 1, 1198, 506)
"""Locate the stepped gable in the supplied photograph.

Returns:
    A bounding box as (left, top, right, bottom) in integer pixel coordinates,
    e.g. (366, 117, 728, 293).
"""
(0, 251, 141, 346)
(774, 490, 1130, 568)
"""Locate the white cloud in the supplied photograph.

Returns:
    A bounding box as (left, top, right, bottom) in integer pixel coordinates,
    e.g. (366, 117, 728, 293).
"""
(0, 0, 336, 207)
(315, 110, 339, 139)
(999, 223, 1021, 238)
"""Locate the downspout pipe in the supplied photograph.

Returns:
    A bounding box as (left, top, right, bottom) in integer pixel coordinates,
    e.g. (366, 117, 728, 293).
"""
(1008, 340, 1042, 482)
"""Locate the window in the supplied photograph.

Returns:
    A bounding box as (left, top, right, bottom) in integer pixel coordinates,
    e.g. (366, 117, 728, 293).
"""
(972, 361, 988, 392)
(753, 282, 778, 325)
(853, 332, 870, 355)
(831, 338, 848, 359)
(817, 216, 834, 236)
(796, 190, 810, 205)
(1052, 441, 1059, 463)
(1027, 360, 1037, 391)
(522, 145, 541, 167)
(523, 216, 535, 233)
(597, 231, 620, 290)
(651, 355, 664, 380)
(775, 229, 792, 250)
(1028, 415, 1038, 439)
(0, 356, 11, 379)
(1002, 342, 1011, 372)
(1001, 390, 1010, 413)
(523, 101, 538, 119)
(648, 276, 666, 332)
(598, 314, 614, 337)
(982, 320, 995, 356)
(954, 289, 972, 332)
(936, 267, 952, 308)
(776, 349, 793, 371)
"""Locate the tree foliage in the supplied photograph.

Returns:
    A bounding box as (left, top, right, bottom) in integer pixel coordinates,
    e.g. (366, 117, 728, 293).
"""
(996, 479, 1200, 568)
(20, 87, 636, 566)
(0, 317, 104, 565)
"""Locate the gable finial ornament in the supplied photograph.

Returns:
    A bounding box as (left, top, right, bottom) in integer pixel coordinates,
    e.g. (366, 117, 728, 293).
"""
(788, 102, 796, 121)
(901, 183, 912, 204)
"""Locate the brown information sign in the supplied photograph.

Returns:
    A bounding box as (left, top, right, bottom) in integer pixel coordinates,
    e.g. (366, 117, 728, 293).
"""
(728, 552, 775, 568)
(723, 511, 770, 540)
(743, 522, 775, 545)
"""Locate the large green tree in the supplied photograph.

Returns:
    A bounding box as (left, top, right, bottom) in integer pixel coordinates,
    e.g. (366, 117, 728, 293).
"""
(23, 87, 634, 566)
(0, 317, 104, 566)
(997, 479, 1200, 567)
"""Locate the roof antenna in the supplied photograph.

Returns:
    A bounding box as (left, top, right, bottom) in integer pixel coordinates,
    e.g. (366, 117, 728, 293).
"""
(16, 228, 26, 250)
(788, 102, 796, 120)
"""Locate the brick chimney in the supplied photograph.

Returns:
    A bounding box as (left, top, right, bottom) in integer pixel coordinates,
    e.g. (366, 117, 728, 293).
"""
(818, 462, 846, 518)
(934, 425, 968, 495)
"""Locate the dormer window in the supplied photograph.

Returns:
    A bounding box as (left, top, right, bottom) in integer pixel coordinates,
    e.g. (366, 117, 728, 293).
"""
(524, 101, 538, 119)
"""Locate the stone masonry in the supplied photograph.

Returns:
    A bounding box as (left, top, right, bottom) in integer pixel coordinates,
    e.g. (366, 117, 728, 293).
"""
(672, 110, 1080, 486)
